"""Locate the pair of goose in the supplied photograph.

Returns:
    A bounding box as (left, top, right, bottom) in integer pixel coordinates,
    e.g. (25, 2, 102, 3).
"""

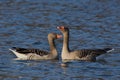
(9, 26, 114, 61)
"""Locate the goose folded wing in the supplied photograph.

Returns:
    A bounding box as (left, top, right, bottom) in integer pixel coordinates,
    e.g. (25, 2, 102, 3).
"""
(76, 49, 106, 58)
(12, 47, 49, 56)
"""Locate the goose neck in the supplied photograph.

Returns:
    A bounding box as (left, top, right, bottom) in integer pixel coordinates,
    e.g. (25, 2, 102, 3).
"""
(48, 38, 57, 56)
(62, 31, 69, 53)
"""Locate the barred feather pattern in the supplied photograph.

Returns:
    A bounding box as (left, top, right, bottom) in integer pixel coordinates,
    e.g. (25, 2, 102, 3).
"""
(77, 49, 107, 58)
(12, 47, 49, 56)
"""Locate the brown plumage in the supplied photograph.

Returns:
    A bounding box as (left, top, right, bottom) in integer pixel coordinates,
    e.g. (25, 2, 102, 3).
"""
(11, 47, 49, 56)
(9, 33, 62, 60)
(57, 26, 114, 62)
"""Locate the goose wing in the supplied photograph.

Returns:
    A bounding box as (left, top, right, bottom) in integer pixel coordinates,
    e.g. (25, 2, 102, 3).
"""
(11, 47, 49, 56)
(77, 48, 113, 58)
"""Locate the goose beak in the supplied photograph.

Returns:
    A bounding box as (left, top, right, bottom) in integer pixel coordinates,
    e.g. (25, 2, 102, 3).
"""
(56, 34, 62, 39)
(57, 26, 61, 30)
(57, 26, 65, 31)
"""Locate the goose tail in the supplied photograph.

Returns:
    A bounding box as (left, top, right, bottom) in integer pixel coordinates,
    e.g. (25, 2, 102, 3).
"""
(104, 48, 114, 53)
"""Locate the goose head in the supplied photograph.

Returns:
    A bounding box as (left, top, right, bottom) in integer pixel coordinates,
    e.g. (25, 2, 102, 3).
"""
(48, 33, 62, 39)
(57, 26, 69, 33)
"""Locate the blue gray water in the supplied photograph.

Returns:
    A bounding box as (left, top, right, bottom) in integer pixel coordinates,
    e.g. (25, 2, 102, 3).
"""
(0, 0, 120, 80)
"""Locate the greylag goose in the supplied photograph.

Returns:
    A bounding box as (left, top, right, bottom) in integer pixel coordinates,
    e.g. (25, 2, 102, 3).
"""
(9, 33, 62, 60)
(57, 26, 114, 62)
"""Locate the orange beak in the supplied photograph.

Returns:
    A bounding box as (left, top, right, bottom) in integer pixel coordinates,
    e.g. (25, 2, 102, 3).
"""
(57, 26, 65, 31)
(56, 34, 62, 39)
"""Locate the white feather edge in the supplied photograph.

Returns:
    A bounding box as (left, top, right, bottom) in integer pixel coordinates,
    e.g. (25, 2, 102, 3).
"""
(107, 48, 115, 53)
(9, 49, 27, 59)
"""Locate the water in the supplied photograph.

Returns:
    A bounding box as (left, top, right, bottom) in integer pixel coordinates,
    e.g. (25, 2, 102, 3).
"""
(0, 0, 120, 80)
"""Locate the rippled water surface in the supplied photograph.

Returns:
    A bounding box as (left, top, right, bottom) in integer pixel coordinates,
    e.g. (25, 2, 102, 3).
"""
(0, 0, 120, 80)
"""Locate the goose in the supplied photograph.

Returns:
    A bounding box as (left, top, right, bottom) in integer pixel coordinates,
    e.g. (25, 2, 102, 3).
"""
(9, 33, 62, 60)
(57, 26, 114, 62)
